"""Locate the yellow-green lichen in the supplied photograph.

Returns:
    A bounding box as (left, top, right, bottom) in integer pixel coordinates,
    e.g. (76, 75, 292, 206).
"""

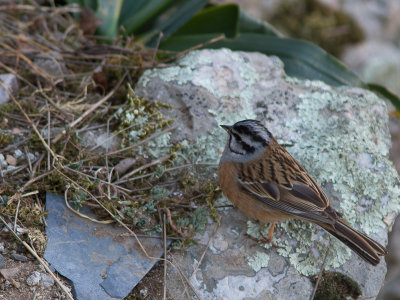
(248, 80, 400, 275)
(136, 49, 400, 277)
(247, 251, 270, 272)
(115, 84, 174, 157)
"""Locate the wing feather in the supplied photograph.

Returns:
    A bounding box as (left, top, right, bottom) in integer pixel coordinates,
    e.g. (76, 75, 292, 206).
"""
(236, 142, 335, 225)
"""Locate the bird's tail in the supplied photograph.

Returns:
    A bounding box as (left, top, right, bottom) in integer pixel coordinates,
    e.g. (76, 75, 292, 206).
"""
(321, 220, 387, 266)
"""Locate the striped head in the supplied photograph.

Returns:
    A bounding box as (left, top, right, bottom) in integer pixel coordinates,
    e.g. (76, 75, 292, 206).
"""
(220, 119, 273, 163)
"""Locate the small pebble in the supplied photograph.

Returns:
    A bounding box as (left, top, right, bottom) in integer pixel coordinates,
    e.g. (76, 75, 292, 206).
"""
(27, 153, 35, 161)
(11, 128, 22, 134)
(40, 273, 55, 289)
(6, 165, 16, 171)
(0, 242, 5, 253)
(26, 271, 41, 286)
(13, 149, 23, 159)
(10, 279, 20, 289)
(10, 253, 28, 262)
(4, 280, 10, 289)
(5, 155, 16, 166)
(0, 254, 5, 269)
(0, 154, 4, 160)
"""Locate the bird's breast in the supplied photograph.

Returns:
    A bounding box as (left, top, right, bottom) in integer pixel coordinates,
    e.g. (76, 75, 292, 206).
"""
(218, 161, 291, 223)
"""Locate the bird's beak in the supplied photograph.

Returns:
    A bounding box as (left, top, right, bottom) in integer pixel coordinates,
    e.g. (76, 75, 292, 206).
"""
(220, 125, 232, 133)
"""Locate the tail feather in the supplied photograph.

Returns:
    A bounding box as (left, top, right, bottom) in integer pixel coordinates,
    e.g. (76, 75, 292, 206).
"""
(321, 220, 387, 266)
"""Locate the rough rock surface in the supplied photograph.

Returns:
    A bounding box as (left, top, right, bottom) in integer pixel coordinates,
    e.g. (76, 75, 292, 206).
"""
(0, 73, 18, 104)
(44, 192, 166, 300)
(135, 49, 400, 299)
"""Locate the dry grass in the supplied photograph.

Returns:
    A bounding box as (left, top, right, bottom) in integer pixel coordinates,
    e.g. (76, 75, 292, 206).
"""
(0, 1, 220, 299)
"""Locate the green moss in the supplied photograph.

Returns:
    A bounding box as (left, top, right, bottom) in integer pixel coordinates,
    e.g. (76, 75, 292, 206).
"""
(115, 84, 175, 155)
(0, 130, 13, 148)
(0, 102, 20, 114)
(313, 271, 361, 300)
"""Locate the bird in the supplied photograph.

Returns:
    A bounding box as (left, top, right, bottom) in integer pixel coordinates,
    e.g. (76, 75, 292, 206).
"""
(218, 119, 387, 266)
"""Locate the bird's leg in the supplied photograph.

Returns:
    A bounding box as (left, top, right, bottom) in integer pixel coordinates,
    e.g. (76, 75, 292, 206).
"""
(268, 223, 275, 242)
(248, 222, 279, 248)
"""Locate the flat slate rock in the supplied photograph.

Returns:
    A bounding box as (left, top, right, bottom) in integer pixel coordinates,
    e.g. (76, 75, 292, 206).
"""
(44, 192, 165, 300)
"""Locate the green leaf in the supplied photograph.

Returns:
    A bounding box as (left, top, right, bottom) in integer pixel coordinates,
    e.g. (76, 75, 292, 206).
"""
(161, 33, 362, 87)
(238, 9, 280, 36)
(66, 0, 84, 6)
(210, 34, 363, 87)
(96, 0, 123, 37)
(145, 0, 209, 46)
(190, 207, 208, 233)
(120, 0, 175, 35)
(118, 0, 147, 25)
(172, 4, 239, 38)
(365, 83, 400, 112)
(83, 0, 96, 9)
(160, 33, 224, 50)
(161, 32, 400, 110)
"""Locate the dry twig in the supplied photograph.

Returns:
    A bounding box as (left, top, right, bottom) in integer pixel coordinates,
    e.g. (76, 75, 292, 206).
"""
(0, 216, 74, 300)
(310, 245, 330, 300)
(52, 71, 128, 143)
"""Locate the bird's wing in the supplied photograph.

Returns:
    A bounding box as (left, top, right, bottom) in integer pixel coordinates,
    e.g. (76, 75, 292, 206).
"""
(236, 145, 336, 224)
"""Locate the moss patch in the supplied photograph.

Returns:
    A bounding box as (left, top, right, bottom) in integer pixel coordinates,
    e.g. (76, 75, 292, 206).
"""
(313, 271, 361, 300)
(269, 0, 364, 56)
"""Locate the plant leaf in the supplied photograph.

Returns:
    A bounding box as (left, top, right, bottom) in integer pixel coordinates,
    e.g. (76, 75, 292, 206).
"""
(238, 9, 280, 36)
(159, 33, 224, 51)
(96, 0, 123, 37)
(161, 33, 362, 87)
(83, 0, 96, 9)
(120, 0, 175, 35)
(118, 0, 147, 25)
(172, 4, 239, 38)
(145, 0, 209, 46)
(365, 83, 400, 112)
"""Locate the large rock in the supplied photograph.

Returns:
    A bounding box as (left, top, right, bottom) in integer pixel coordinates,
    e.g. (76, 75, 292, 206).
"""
(135, 49, 400, 299)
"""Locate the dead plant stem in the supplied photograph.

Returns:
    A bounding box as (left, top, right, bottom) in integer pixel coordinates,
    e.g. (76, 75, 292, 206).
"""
(0, 216, 74, 300)
(52, 71, 128, 143)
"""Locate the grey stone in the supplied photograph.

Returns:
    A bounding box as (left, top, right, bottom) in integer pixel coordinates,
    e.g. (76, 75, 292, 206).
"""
(26, 271, 41, 286)
(4, 280, 10, 289)
(34, 51, 67, 78)
(44, 192, 167, 300)
(40, 273, 54, 289)
(10, 253, 28, 262)
(26, 152, 35, 162)
(0, 154, 6, 169)
(0, 254, 4, 269)
(0, 242, 4, 253)
(165, 209, 313, 300)
(80, 127, 121, 153)
(135, 49, 400, 299)
(0, 74, 18, 104)
(13, 149, 23, 159)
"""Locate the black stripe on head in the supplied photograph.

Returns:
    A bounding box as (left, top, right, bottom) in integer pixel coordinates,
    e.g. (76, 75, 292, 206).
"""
(233, 120, 270, 146)
(229, 132, 255, 154)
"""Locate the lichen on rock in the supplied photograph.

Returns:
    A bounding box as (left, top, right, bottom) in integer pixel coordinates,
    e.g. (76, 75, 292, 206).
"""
(134, 48, 400, 298)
